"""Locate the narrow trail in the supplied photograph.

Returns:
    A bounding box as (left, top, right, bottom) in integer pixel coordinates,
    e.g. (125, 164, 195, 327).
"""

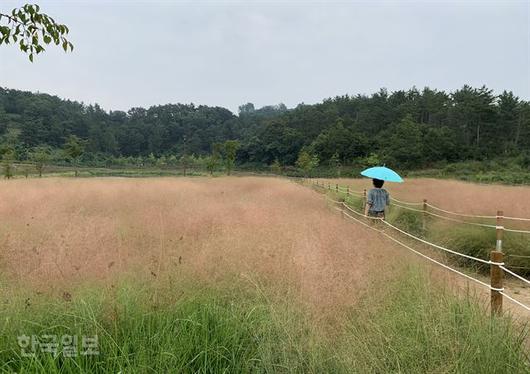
(309, 182, 530, 320)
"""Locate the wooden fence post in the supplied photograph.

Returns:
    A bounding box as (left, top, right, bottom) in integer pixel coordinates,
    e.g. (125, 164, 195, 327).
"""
(363, 189, 367, 207)
(328, 183, 331, 191)
(422, 199, 428, 231)
(496, 210, 504, 252)
(336, 183, 339, 193)
(490, 250, 504, 316)
(347, 186, 350, 196)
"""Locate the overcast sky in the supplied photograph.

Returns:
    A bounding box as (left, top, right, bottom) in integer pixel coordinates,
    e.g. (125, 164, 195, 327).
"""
(0, 0, 529, 113)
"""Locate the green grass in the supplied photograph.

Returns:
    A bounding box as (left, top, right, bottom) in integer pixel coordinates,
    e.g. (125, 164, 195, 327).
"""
(408, 159, 530, 185)
(386, 205, 425, 236)
(342, 267, 529, 373)
(5, 163, 215, 179)
(1, 267, 528, 373)
(0, 275, 343, 374)
(429, 224, 530, 275)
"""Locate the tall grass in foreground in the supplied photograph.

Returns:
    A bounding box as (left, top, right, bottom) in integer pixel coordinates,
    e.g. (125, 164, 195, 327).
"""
(1, 267, 528, 373)
(342, 267, 529, 373)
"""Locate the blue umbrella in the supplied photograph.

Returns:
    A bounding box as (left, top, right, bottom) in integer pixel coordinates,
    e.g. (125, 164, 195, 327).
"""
(361, 166, 404, 183)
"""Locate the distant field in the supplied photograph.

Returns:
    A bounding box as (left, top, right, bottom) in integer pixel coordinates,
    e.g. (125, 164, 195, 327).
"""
(0, 177, 390, 305)
(0, 177, 528, 372)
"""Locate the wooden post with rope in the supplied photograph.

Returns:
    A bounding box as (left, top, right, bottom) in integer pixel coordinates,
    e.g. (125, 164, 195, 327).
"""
(491, 210, 504, 316)
(490, 250, 504, 316)
(422, 199, 428, 231)
(346, 186, 350, 196)
(496, 210, 504, 252)
(363, 189, 367, 207)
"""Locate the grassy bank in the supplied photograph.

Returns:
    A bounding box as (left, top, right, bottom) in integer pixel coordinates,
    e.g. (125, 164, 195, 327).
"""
(405, 159, 530, 185)
(5, 157, 530, 186)
(1, 267, 528, 373)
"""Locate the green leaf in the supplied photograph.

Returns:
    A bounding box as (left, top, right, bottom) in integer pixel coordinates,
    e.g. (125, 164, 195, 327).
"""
(43, 35, 51, 44)
(29, 53, 33, 62)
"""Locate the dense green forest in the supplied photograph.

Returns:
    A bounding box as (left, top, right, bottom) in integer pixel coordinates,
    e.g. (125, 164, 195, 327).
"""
(1, 85, 529, 173)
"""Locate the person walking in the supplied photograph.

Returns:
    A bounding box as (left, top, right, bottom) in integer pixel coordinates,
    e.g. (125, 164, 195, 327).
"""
(364, 178, 389, 218)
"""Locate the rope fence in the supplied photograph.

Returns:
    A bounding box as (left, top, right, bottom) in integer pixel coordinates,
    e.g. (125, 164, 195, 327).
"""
(427, 202, 530, 222)
(390, 196, 424, 206)
(499, 292, 530, 312)
(504, 265, 530, 270)
(311, 179, 530, 316)
(506, 254, 530, 259)
(340, 203, 497, 293)
(317, 180, 530, 234)
(379, 216, 494, 266)
(316, 180, 530, 225)
(499, 266, 530, 288)
(392, 203, 502, 229)
(426, 203, 498, 220)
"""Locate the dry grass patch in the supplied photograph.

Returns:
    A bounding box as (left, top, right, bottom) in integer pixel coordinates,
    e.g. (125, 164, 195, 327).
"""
(1, 177, 529, 372)
(0, 177, 401, 313)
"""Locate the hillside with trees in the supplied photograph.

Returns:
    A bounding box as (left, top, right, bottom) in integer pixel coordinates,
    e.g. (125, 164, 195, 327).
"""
(1, 86, 529, 174)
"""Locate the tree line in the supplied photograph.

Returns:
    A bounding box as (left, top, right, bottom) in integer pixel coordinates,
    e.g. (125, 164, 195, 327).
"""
(1, 85, 529, 176)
